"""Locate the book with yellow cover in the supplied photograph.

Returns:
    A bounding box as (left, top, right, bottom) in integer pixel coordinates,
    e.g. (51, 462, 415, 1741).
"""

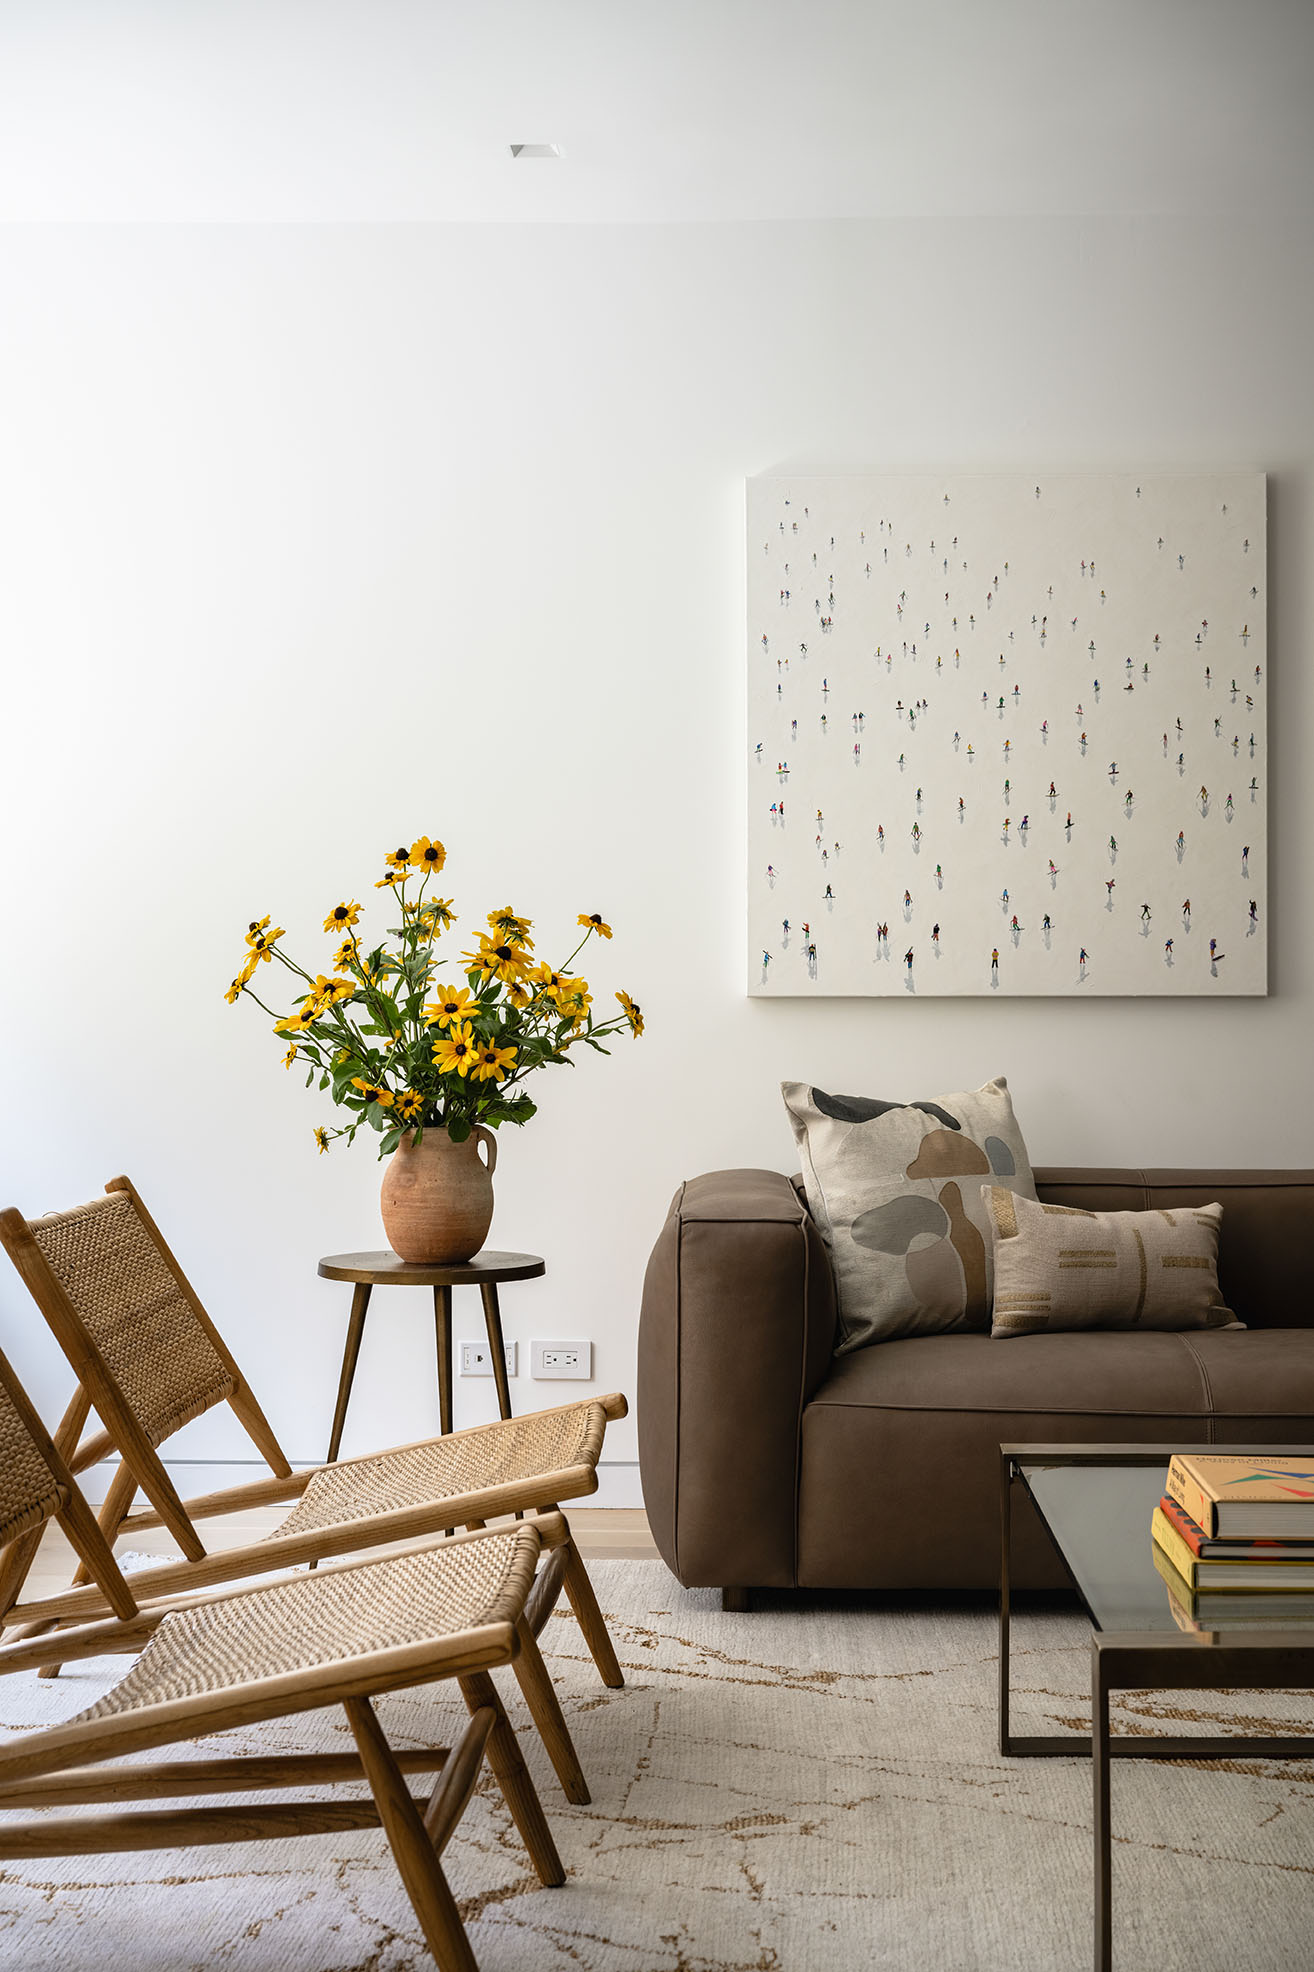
(1151, 1506, 1314, 1589)
(1165, 1454, 1314, 1538)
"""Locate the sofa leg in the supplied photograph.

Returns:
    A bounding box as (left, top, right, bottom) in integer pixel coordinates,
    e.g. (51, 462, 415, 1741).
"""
(721, 1586, 753, 1612)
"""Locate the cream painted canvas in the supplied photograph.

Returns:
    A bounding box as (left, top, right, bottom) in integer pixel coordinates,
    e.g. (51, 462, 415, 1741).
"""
(747, 472, 1266, 996)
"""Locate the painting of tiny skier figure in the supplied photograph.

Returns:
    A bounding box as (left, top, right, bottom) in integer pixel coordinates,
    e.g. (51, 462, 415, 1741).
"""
(747, 471, 1267, 996)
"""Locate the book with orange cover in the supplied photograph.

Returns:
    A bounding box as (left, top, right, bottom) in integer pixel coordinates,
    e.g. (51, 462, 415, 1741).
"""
(1157, 1491, 1314, 1559)
(1165, 1454, 1314, 1538)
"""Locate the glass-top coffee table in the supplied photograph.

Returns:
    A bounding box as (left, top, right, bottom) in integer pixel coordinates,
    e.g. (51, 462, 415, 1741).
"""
(1000, 1443, 1314, 1971)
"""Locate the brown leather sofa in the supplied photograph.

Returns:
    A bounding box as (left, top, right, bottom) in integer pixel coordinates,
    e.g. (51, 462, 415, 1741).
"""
(637, 1167, 1314, 1605)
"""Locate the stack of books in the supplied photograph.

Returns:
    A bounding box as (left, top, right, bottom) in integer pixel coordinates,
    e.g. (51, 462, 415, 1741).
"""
(1151, 1453, 1314, 1629)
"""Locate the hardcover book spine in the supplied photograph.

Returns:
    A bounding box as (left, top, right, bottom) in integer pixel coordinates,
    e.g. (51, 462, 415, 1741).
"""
(1166, 1455, 1216, 1536)
(1158, 1492, 1208, 1557)
(1152, 1506, 1200, 1587)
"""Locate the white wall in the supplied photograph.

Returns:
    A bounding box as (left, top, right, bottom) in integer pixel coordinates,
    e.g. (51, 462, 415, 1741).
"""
(1, 215, 1311, 1486)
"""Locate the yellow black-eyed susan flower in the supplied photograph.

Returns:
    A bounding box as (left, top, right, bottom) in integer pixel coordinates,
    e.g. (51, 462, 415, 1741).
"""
(487, 906, 533, 947)
(462, 934, 532, 984)
(395, 1090, 425, 1123)
(323, 901, 361, 935)
(351, 1077, 395, 1107)
(554, 976, 593, 1017)
(274, 1006, 316, 1034)
(310, 974, 356, 1008)
(431, 1021, 477, 1077)
(472, 1041, 517, 1083)
(283, 1043, 299, 1069)
(243, 918, 286, 961)
(423, 985, 476, 1029)
(332, 937, 359, 971)
(374, 867, 407, 889)
(313, 1127, 331, 1154)
(411, 836, 447, 873)
(577, 912, 612, 939)
(383, 845, 413, 871)
(616, 989, 644, 1037)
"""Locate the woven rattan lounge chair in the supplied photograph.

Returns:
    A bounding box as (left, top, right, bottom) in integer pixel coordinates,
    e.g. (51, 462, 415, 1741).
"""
(0, 1332, 570, 1969)
(0, 1535, 569, 1971)
(0, 1179, 625, 1797)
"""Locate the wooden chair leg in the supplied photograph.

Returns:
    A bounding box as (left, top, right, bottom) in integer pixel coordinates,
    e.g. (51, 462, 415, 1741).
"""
(561, 1536, 624, 1689)
(0, 1527, 47, 1628)
(510, 1615, 590, 1805)
(39, 1460, 138, 1680)
(344, 1695, 479, 1972)
(458, 1671, 564, 1888)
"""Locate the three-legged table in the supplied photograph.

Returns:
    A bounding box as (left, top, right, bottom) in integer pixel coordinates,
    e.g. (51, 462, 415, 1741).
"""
(317, 1248, 545, 1459)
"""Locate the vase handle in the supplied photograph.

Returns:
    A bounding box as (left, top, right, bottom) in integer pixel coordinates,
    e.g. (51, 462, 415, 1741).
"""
(473, 1124, 497, 1176)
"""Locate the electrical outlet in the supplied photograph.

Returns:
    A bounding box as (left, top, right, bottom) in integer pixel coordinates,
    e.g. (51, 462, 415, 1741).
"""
(458, 1339, 517, 1377)
(530, 1338, 591, 1379)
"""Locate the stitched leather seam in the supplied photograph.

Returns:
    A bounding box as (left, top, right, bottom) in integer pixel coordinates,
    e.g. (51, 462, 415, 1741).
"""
(1175, 1333, 1216, 1441)
(807, 1398, 1231, 1417)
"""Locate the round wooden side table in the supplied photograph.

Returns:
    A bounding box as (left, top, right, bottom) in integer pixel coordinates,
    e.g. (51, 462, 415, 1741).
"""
(317, 1248, 545, 1461)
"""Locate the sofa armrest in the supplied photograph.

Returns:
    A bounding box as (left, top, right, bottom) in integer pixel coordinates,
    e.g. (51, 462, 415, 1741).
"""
(637, 1168, 836, 1589)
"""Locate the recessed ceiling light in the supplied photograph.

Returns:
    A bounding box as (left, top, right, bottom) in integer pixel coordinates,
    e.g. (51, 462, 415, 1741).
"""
(509, 144, 563, 159)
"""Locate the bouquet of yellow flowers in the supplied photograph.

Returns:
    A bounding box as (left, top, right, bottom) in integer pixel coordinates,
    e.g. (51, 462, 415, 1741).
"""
(226, 834, 643, 1156)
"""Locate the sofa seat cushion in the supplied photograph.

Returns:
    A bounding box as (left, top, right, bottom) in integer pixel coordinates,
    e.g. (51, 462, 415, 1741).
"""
(809, 1326, 1314, 1420)
(798, 1329, 1314, 1590)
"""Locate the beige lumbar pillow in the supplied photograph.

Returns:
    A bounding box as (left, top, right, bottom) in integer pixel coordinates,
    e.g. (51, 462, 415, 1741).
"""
(982, 1188, 1242, 1337)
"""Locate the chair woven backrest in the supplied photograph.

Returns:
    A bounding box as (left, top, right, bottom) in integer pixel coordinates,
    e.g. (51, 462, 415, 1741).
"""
(0, 1369, 65, 1550)
(27, 1193, 235, 1446)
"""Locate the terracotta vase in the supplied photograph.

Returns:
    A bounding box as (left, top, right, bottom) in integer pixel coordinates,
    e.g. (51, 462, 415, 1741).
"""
(379, 1125, 497, 1264)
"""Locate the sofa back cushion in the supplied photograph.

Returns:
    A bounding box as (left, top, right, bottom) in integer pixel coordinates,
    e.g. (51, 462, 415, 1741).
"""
(1034, 1170, 1314, 1332)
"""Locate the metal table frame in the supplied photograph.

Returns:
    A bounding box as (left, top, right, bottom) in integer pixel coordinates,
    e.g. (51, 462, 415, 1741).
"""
(999, 1441, 1314, 1971)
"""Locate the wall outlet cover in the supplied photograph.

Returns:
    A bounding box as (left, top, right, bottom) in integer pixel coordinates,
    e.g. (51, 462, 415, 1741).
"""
(458, 1338, 518, 1377)
(530, 1338, 592, 1379)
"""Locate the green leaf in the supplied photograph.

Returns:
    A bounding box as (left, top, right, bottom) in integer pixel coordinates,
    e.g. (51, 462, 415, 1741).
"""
(447, 1115, 472, 1144)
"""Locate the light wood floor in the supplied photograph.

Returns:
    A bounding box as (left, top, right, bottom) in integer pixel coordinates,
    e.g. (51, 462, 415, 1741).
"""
(21, 1506, 659, 1604)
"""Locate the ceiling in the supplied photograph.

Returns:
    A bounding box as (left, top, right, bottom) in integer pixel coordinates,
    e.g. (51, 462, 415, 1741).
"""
(1, 0, 1312, 223)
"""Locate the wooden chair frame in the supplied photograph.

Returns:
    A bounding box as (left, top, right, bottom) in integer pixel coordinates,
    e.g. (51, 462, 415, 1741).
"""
(0, 1519, 569, 1972)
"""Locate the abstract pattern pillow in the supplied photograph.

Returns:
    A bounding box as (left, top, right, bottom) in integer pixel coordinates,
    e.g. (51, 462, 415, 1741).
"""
(781, 1077, 1037, 1350)
(982, 1188, 1243, 1337)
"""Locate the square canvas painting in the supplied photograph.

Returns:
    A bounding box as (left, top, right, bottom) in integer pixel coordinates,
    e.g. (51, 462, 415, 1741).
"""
(747, 472, 1266, 996)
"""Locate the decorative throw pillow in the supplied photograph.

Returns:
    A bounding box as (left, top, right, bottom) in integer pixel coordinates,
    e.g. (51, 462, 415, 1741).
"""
(781, 1077, 1037, 1350)
(982, 1188, 1243, 1337)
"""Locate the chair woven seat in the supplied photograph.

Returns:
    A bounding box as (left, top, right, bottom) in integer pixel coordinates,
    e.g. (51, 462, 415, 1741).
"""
(272, 1402, 600, 1542)
(70, 1529, 529, 1727)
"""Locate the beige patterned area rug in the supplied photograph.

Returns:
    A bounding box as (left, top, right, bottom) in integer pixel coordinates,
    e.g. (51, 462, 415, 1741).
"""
(2, 1560, 1313, 1971)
